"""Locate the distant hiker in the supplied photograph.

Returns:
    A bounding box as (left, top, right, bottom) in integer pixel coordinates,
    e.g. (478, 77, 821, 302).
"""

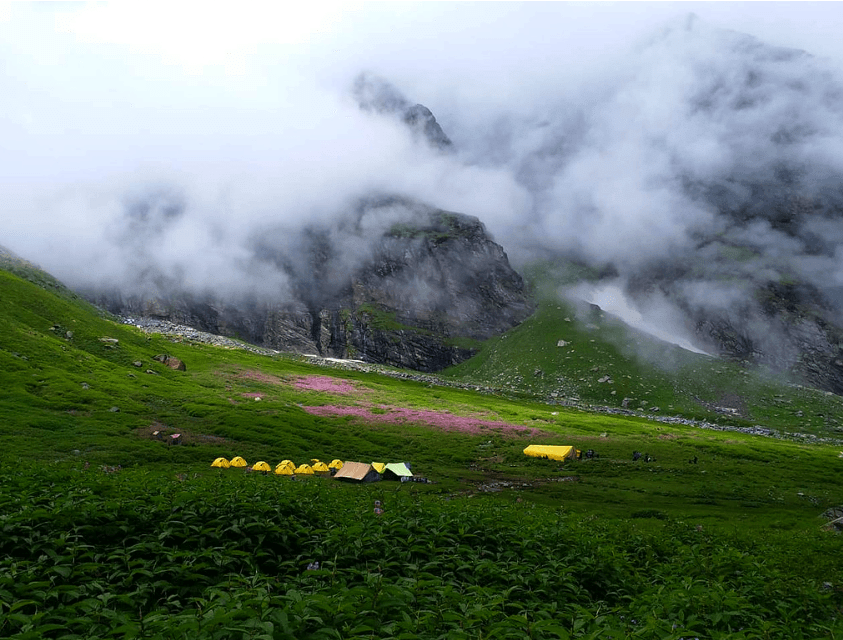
(633, 451, 642, 462)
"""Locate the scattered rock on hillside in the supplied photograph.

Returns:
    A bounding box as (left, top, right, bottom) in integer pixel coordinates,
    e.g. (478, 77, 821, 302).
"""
(165, 357, 186, 371)
(153, 354, 186, 371)
(822, 506, 843, 521)
(824, 517, 843, 533)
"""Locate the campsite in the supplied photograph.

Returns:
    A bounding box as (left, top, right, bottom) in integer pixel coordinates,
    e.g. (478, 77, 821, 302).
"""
(1, 265, 843, 638)
(209, 457, 418, 482)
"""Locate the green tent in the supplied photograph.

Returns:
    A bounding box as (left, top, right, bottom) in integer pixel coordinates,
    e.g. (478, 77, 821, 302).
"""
(383, 462, 413, 480)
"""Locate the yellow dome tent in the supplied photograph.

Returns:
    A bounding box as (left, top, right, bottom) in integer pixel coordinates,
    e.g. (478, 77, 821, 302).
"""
(328, 459, 344, 470)
(211, 457, 230, 469)
(275, 460, 296, 475)
(523, 445, 577, 461)
(294, 463, 314, 475)
(312, 461, 330, 474)
(229, 456, 249, 468)
(371, 462, 386, 473)
(253, 461, 272, 472)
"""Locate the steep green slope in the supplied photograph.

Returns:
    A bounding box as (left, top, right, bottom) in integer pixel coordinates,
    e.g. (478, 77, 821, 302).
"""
(443, 267, 843, 438)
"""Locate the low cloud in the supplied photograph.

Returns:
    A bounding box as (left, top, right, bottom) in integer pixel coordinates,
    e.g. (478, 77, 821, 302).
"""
(2, 5, 843, 364)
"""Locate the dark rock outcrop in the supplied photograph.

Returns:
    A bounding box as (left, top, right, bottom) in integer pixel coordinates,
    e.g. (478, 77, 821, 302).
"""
(153, 354, 187, 371)
(91, 199, 533, 372)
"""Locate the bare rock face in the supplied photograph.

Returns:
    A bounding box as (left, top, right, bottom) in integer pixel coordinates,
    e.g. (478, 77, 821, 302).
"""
(70, 82, 529, 373)
(92, 200, 533, 372)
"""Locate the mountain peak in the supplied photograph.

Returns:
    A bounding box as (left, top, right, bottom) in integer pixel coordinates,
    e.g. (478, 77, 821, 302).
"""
(352, 73, 454, 151)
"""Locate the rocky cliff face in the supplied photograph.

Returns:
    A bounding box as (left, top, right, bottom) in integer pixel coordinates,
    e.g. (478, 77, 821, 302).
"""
(91, 199, 533, 372)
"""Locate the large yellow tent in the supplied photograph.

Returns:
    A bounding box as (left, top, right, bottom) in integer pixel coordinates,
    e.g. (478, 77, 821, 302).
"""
(229, 456, 249, 468)
(211, 457, 230, 469)
(328, 459, 344, 470)
(294, 463, 314, 475)
(253, 461, 272, 472)
(523, 445, 577, 461)
(312, 461, 330, 474)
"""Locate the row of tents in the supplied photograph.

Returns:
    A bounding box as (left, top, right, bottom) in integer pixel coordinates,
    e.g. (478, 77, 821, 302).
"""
(211, 457, 414, 482)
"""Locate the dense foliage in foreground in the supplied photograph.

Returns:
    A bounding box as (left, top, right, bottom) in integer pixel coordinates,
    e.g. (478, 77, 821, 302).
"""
(2, 464, 841, 640)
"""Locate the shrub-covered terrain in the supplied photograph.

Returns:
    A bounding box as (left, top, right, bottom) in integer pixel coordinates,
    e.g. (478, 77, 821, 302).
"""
(2, 262, 843, 638)
(2, 464, 842, 639)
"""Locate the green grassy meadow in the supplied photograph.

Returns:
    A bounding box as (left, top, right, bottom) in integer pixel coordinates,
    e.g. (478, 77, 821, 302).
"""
(2, 263, 843, 638)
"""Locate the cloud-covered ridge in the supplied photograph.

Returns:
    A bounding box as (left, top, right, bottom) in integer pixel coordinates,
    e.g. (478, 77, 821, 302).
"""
(3, 7, 843, 381)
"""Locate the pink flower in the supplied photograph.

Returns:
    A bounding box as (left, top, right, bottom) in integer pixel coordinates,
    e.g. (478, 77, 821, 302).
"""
(293, 376, 363, 394)
(302, 403, 546, 436)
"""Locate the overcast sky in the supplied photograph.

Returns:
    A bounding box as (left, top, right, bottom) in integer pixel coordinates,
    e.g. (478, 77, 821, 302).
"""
(2, 1, 843, 307)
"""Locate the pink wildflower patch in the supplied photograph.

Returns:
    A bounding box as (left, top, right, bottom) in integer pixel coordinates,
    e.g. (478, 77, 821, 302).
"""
(293, 376, 362, 394)
(302, 404, 546, 437)
(242, 392, 263, 399)
(237, 370, 284, 385)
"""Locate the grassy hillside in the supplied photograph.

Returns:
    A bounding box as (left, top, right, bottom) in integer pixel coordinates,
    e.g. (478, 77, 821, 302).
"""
(444, 264, 843, 439)
(2, 262, 843, 638)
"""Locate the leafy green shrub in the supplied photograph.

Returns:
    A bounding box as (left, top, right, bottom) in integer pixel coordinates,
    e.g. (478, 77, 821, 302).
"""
(630, 509, 669, 520)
